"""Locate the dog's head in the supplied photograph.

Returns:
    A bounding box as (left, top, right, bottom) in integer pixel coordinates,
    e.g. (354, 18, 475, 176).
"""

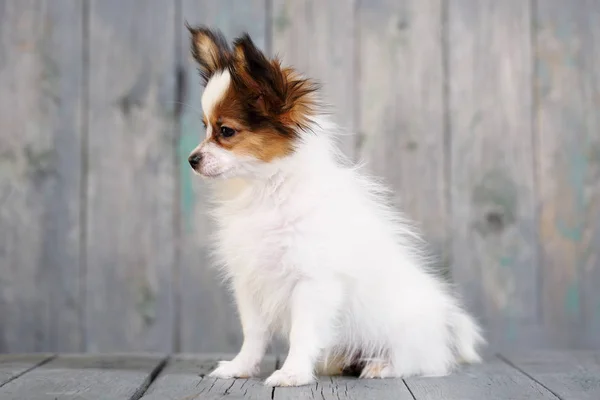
(186, 25, 319, 179)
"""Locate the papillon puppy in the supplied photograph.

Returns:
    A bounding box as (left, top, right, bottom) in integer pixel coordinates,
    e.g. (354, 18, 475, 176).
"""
(186, 25, 484, 387)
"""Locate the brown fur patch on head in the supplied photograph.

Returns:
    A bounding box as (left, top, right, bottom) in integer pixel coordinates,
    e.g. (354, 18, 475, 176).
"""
(187, 26, 320, 162)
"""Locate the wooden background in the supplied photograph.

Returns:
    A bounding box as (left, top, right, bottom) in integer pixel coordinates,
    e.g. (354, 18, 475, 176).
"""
(0, 0, 599, 354)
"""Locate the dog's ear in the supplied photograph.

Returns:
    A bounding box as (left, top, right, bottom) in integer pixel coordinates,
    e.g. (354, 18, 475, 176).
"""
(232, 33, 287, 115)
(186, 24, 230, 83)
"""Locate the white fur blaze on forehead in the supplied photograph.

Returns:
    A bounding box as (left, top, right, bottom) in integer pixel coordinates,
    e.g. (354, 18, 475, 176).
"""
(202, 69, 231, 121)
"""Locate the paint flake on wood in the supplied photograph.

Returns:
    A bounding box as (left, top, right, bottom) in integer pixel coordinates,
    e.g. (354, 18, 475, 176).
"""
(85, 0, 176, 352)
(448, 0, 540, 349)
(0, 354, 165, 400)
(179, 0, 268, 353)
(0, 0, 83, 352)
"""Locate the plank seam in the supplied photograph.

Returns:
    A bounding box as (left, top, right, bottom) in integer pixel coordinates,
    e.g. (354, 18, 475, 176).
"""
(441, 0, 452, 279)
(172, 0, 183, 355)
(79, 0, 90, 353)
(0, 354, 57, 389)
(402, 379, 417, 400)
(497, 354, 563, 400)
(530, 0, 544, 327)
(351, 0, 360, 162)
(129, 356, 169, 400)
(271, 354, 281, 399)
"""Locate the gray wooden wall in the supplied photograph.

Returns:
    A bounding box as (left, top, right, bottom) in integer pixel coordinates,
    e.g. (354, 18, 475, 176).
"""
(1, 0, 599, 354)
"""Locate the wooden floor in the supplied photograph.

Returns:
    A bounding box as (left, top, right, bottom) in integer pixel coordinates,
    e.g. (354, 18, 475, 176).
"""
(0, 352, 598, 399)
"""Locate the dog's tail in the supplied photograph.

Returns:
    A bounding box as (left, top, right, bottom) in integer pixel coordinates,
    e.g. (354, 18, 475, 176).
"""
(450, 307, 485, 363)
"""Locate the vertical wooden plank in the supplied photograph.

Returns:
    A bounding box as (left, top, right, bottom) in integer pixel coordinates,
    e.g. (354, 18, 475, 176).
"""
(536, 0, 600, 348)
(272, 0, 356, 157)
(178, 0, 268, 352)
(86, 0, 176, 352)
(0, 354, 166, 400)
(357, 0, 447, 269)
(0, 0, 83, 352)
(449, 0, 540, 349)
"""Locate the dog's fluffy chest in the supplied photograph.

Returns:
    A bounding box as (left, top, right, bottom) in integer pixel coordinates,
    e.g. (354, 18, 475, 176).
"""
(213, 185, 310, 281)
(212, 193, 310, 331)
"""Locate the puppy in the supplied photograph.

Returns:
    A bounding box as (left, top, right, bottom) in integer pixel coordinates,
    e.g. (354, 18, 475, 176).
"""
(186, 25, 484, 387)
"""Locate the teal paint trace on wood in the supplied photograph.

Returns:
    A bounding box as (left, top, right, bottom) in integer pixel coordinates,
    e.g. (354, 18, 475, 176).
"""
(565, 282, 580, 317)
(178, 128, 198, 233)
(273, 2, 291, 34)
(506, 318, 517, 343)
(555, 128, 589, 242)
(499, 255, 515, 268)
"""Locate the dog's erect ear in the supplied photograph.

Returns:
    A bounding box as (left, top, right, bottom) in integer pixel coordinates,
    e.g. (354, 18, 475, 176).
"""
(186, 24, 231, 83)
(232, 33, 287, 115)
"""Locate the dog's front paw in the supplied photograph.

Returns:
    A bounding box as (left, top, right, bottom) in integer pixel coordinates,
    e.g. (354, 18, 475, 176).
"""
(264, 369, 314, 387)
(209, 360, 258, 379)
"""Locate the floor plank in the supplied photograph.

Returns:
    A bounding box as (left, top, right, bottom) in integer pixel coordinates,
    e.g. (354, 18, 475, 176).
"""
(0, 354, 54, 387)
(405, 357, 558, 400)
(141, 354, 276, 400)
(274, 376, 414, 400)
(502, 351, 600, 400)
(0, 354, 165, 400)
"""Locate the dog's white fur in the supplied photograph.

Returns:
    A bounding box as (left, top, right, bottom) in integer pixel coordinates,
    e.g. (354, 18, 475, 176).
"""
(202, 69, 231, 139)
(194, 76, 484, 387)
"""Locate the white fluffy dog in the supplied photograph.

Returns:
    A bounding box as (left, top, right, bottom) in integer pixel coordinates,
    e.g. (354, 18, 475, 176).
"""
(185, 25, 484, 387)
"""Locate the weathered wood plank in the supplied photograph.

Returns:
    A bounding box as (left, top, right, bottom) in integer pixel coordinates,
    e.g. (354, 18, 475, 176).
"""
(178, 0, 268, 353)
(448, 0, 540, 349)
(535, 0, 600, 349)
(0, 0, 83, 352)
(502, 351, 600, 400)
(0, 354, 54, 387)
(272, 0, 356, 157)
(405, 357, 558, 400)
(357, 0, 448, 271)
(141, 354, 276, 399)
(274, 376, 414, 400)
(0, 354, 165, 400)
(85, 0, 176, 352)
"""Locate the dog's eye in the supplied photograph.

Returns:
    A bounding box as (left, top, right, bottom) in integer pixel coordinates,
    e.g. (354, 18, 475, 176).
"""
(220, 126, 236, 138)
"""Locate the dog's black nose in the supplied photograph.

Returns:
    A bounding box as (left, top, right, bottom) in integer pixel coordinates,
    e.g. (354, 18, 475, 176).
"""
(188, 153, 202, 168)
